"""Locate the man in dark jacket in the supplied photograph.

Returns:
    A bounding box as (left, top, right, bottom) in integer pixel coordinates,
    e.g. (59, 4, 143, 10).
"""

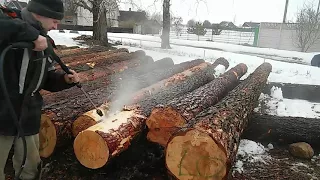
(0, 0, 80, 179)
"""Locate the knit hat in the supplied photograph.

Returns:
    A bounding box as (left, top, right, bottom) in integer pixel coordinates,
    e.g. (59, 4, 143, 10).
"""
(27, 0, 64, 20)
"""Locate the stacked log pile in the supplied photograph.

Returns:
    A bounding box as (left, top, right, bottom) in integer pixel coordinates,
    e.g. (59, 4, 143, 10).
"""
(146, 63, 248, 146)
(72, 59, 231, 169)
(165, 63, 272, 179)
(44, 47, 314, 179)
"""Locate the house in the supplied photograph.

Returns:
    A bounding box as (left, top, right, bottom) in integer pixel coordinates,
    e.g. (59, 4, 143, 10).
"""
(242, 22, 260, 28)
(5, 0, 27, 10)
(134, 19, 161, 35)
(219, 21, 237, 29)
(61, 0, 120, 27)
(118, 8, 147, 28)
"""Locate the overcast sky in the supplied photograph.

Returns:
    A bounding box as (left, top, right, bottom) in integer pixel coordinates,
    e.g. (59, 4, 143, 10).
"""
(120, 0, 316, 25)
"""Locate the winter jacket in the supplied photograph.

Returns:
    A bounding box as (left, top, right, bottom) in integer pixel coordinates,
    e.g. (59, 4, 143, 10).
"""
(0, 7, 75, 136)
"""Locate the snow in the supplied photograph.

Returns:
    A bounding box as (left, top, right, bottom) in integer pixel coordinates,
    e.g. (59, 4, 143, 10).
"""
(106, 32, 318, 65)
(234, 139, 271, 174)
(48, 30, 87, 48)
(256, 87, 320, 118)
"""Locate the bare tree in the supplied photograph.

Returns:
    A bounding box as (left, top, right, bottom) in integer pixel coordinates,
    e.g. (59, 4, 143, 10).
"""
(295, 2, 320, 52)
(73, 0, 136, 45)
(172, 16, 183, 36)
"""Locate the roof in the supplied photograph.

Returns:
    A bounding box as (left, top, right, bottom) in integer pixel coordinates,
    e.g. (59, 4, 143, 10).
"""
(6, 0, 27, 10)
(219, 21, 237, 28)
(118, 10, 147, 22)
(242, 22, 260, 28)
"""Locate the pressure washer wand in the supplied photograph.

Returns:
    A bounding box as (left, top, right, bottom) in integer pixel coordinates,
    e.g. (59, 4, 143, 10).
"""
(49, 50, 104, 117)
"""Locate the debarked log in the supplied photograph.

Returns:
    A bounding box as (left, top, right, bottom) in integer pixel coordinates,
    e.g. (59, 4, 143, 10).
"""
(73, 106, 147, 169)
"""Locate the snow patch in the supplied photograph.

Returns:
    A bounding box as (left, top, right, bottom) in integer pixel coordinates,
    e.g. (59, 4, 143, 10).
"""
(234, 140, 271, 174)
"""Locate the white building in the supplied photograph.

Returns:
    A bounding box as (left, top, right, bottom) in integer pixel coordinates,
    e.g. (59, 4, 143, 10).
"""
(62, 0, 119, 27)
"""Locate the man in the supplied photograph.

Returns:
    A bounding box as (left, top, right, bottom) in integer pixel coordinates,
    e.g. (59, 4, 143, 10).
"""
(0, 0, 80, 179)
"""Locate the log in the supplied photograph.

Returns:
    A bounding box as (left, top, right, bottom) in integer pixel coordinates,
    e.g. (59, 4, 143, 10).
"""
(73, 106, 147, 169)
(71, 59, 204, 137)
(112, 57, 174, 81)
(39, 111, 74, 158)
(42, 56, 152, 105)
(147, 63, 248, 146)
(242, 113, 320, 147)
(165, 63, 272, 180)
(60, 48, 127, 64)
(263, 82, 320, 103)
(61, 52, 141, 72)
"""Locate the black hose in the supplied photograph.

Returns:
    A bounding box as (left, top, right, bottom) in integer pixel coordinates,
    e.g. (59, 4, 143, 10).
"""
(0, 42, 34, 180)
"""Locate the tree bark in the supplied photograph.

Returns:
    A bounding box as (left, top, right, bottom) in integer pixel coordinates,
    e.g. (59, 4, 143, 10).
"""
(147, 63, 248, 146)
(72, 59, 202, 137)
(161, 0, 171, 49)
(73, 106, 147, 169)
(39, 111, 74, 158)
(93, 0, 108, 44)
(242, 113, 320, 147)
(42, 55, 152, 105)
(72, 62, 227, 169)
(165, 63, 272, 180)
(136, 62, 219, 116)
(59, 48, 129, 64)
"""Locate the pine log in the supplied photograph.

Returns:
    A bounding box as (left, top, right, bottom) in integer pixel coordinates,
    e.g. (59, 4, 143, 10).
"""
(128, 58, 229, 106)
(72, 60, 230, 169)
(147, 63, 248, 146)
(112, 57, 174, 81)
(42, 56, 152, 105)
(71, 59, 204, 137)
(73, 106, 147, 169)
(165, 63, 272, 180)
(263, 82, 320, 103)
(39, 111, 74, 158)
(60, 52, 138, 72)
(60, 48, 128, 64)
(242, 113, 320, 147)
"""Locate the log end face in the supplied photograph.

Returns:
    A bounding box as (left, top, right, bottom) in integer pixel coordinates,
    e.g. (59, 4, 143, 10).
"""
(39, 114, 57, 158)
(74, 130, 109, 169)
(214, 57, 230, 69)
(146, 106, 186, 145)
(166, 129, 227, 180)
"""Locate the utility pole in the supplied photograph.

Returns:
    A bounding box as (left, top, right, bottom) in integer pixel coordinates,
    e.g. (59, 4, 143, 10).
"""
(283, 0, 289, 23)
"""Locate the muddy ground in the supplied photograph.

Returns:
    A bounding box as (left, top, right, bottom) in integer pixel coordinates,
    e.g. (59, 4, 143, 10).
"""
(4, 132, 320, 180)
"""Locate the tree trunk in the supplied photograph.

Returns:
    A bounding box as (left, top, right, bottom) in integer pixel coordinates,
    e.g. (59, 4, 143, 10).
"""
(161, 0, 171, 49)
(263, 82, 320, 103)
(43, 55, 151, 105)
(242, 113, 320, 148)
(72, 61, 227, 169)
(72, 59, 202, 137)
(111, 57, 174, 82)
(59, 48, 128, 65)
(165, 63, 272, 180)
(73, 106, 147, 169)
(147, 63, 248, 146)
(39, 112, 73, 158)
(136, 62, 220, 116)
(93, 1, 108, 44)
(55, 46, 113, 58)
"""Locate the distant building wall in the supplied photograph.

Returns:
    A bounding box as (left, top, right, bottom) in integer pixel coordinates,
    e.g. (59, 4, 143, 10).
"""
(258, 22, 320, 52)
